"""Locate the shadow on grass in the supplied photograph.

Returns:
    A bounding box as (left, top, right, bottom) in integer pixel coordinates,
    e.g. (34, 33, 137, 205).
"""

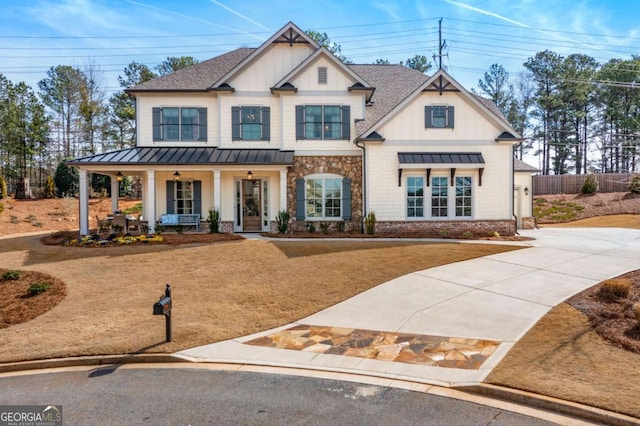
(270, 240, 441, 259)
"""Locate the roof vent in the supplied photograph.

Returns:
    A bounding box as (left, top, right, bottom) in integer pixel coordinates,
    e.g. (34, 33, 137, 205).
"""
(318, 67, 327, 84)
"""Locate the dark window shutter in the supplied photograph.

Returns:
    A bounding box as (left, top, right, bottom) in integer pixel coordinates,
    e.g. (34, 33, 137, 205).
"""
(447, 106, 455, 128)
(341, 106, 350, 140)
(166, 181, 175, 214)
(231, 106, 241, 141)
(261, 106, 270, 141)
(342, 178, 352, 220)
(295, 105, 305, 140)
(193, 180, 202, 216)
(425, 106, 432, 128)
(153, 107, 162, 141)
(295, 178, 305, 220)
(198, 108, 207, 141)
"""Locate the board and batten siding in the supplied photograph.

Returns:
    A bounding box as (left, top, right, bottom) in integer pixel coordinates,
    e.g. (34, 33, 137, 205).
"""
(136, 93, 217, 147)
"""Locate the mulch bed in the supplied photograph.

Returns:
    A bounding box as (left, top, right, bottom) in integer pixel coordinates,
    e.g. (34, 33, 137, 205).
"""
(0, 269, 67, 328)
(568, 270, 640, 354)
(40, 231, 244, 246)
(262, 231, 533, 241)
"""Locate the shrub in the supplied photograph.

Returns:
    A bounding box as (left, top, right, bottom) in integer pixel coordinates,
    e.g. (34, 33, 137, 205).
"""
(438, 229, 450, 238)
(462, 231, 474, 239)
(633, 303, 640, 323)
(10, 215, 19, 224)
(306, 222, 316, 233)
(0, 202, 3, 214)
(43, 176, 56, 199)
(580, 173, 599, 194)
(489, 231, 501, 238)
(336, 221, 346, 232)
(364, 211, 376, 235)
(154, 224, 164, 234)
(111, 224, 124, 234)
(123, 203, 143, 215)
(629, 174, 640, 195)
(319, 222, 330, 234)
(276, 210, 290, 233)
(54, 160, 79, 197)
(2, 270, 22, 281)
(207, 209, 220, 233)
(28, 282, 50, 296)
(174, 224, 184, 234)
(598, 279, 631, 299)
(0, 176, 7, 199)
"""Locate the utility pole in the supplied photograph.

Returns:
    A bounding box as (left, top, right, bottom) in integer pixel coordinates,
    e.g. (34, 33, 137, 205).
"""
(433, 18, 448, 70)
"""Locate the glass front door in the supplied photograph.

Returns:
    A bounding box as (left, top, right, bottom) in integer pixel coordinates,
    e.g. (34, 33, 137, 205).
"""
(242, 179, 261, 231)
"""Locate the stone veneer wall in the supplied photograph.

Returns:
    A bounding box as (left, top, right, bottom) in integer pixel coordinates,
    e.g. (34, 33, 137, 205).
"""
(521, 217, 536, 230)
(375, 219, 516, 237)
(287, 155, 363, 232)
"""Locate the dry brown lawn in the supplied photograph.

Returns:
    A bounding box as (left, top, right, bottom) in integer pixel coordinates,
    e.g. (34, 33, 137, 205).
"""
(0, 234, 519, 363)
(541, 214, 640, 229)
(486, 303, 640, 418)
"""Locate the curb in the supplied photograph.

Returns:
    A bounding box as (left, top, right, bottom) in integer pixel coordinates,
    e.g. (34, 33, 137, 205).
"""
(2, 355, 638, 425)
(0, 354, 187, 374)
(462, 384, 640, 426)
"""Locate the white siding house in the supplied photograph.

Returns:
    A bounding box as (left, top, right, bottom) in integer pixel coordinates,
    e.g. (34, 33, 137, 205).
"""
(69, 21, 531, 237)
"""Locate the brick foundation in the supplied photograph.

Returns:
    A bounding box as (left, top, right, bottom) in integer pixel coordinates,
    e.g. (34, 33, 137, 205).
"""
(521, 217, 536, 229)
(374, 219, 516, 237)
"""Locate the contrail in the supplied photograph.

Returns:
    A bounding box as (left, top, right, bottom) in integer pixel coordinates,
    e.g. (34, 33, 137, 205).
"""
(210, 0, 271, 31)
(126, 0, 265, 41)
(444, 0, 625, 58)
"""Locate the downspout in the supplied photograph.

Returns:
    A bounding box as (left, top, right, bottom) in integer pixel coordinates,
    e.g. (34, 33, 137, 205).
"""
(355, 138, 366, 234)
(512, 156, 519, 235)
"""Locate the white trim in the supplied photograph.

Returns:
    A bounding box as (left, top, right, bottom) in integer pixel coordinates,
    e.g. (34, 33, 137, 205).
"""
(147, 170, 156, 233)
(79, 170, 89, 235)
(304, 173, 343, 220)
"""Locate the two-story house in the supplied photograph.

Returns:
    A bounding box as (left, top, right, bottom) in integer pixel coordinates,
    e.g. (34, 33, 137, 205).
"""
(69, 21, 529, 236)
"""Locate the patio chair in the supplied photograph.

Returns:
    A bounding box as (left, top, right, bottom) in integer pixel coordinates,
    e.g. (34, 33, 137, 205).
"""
(96, 215, 110, 233)
(127, 214, 141, 233)
(112, 214, 127, 234)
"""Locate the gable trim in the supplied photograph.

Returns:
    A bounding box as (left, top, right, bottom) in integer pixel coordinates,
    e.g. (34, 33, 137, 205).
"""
(210, 22, 319, 90)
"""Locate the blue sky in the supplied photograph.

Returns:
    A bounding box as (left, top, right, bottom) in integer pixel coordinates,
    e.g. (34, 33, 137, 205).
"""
(1, 0, 640, 97)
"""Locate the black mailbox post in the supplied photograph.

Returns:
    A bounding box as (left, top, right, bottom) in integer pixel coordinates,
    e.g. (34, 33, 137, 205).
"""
(153, 284, 172, 342)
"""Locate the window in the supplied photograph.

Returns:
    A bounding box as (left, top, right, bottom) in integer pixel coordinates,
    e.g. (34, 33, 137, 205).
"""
(296, 105, 350, 140)
(407, 177, 424, 218)
(455, 176, 472, 217)
(318, 67, 327, 84)
(425, 105, 454, 129)
(431, 176, 448, 217)
(175, 180, 193, 214)
(232, 106, 270, 141)
(306, 177, 341, 218)
(153, 107, 207, 141)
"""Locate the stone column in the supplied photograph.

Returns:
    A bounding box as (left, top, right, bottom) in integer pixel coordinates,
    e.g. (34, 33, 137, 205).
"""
(79, 169, 89, 235)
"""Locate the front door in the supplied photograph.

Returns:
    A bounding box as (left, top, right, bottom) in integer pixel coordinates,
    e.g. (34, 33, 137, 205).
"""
(242, 179, 261, 231)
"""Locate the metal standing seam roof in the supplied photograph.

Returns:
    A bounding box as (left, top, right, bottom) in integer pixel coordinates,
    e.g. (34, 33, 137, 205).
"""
(398, 152, 485, 165)
(67, 147, 295, 166)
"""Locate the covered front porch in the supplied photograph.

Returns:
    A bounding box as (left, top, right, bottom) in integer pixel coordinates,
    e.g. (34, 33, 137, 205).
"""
(68, 147, 294, 235)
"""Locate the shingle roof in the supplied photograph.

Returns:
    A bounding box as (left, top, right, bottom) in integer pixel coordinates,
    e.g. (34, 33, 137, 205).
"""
(127, 48, 255, 92)
(348, 64, 429, 136)
(67, 147, 294, 166)
(514, 158, 540, 172)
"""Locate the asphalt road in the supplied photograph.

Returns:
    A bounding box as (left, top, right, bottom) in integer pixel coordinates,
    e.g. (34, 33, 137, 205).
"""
(0, 367, 555, 425)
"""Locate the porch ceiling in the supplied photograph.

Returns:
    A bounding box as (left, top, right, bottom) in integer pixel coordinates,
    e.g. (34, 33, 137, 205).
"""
(67, 147, 295, 166)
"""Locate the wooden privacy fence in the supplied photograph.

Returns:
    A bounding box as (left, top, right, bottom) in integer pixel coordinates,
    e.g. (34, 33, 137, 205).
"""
(533, 173, 635, 195)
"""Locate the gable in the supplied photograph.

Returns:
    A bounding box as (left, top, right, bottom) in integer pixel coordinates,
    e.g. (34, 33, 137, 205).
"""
(227, 42, 315, 91)
(377, 89, 506, 141)
(288, 54, 360, 91)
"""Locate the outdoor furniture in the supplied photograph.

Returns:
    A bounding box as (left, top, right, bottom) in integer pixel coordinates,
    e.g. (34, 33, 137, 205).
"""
(160, 213, 201, 231)
(112, 214, 127, 233)
(127, 214, 141, 233)
(96, 215, 110, 233)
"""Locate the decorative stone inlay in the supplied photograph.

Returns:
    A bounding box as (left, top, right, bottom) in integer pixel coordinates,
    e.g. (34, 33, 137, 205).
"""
(245, 325, 500, 370)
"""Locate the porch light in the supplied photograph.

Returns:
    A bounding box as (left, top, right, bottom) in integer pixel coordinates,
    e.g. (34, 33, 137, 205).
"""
(116, 171, 123, 182)
(524, 186, 529, 196)
(173, 171, 181, 181)
(247, 170, 253, 180)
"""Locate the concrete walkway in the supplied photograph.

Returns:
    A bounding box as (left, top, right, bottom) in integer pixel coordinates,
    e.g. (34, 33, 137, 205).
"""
(177, 227, 640, 388)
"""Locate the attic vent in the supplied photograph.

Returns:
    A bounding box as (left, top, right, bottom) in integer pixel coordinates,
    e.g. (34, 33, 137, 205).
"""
(318, 67, 327, 84)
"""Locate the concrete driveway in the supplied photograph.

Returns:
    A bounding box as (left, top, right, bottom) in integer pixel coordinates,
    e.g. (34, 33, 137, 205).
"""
(177, 227, 640, 387)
